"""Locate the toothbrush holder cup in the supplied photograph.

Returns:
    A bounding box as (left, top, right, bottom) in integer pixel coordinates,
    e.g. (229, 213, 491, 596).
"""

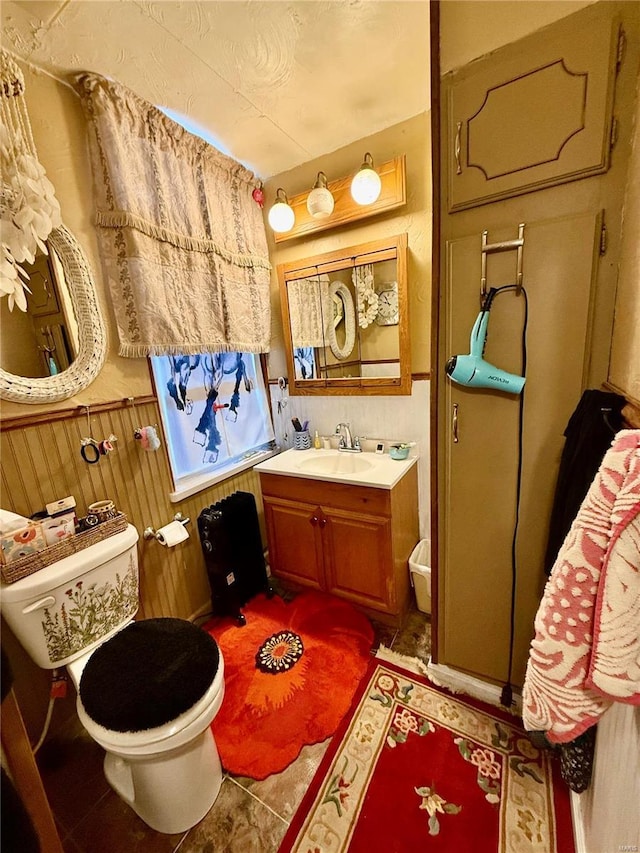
(294, 430, 311, 451)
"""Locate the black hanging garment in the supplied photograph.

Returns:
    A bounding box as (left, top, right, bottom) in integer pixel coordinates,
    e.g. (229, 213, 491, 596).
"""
(559, 727, 598, 794)
(544, 389, 625, 576)
(541, 389, 625, 794)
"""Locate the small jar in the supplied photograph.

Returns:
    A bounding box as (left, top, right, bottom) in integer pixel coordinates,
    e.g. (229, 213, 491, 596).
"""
(88, 500, 117, 523)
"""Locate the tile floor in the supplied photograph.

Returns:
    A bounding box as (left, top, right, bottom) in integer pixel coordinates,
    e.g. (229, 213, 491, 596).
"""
(36, 600, 431, 853)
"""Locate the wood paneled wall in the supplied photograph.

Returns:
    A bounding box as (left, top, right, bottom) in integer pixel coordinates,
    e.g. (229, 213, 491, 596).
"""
(1, 400, 265, 622)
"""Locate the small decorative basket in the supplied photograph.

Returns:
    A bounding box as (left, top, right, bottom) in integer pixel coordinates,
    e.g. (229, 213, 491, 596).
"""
(1, 512, 129, 585)
(293, 430, 311, 451)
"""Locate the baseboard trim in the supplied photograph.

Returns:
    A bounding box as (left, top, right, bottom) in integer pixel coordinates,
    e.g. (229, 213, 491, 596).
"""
(426, 660, 522, 714)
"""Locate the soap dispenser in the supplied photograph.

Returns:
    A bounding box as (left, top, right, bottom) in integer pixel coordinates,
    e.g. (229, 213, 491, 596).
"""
(314, 430, 321, 449)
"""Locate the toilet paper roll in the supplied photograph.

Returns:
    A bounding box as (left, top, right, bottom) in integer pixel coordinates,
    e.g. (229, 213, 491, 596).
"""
(156, 520, 189, 547)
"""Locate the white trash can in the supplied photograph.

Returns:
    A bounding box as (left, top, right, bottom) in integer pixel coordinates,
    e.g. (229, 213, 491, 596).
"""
(409, 539, 431, 614)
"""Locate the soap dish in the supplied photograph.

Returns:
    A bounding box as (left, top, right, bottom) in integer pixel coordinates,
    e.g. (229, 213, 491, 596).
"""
(389, 444, 410, 461)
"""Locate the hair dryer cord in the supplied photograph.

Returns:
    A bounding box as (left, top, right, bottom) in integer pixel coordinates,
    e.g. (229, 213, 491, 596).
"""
(496, 285, 528, 708)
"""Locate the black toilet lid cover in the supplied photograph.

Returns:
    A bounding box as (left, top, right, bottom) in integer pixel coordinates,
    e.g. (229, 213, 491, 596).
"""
(79, 618, 220, 732)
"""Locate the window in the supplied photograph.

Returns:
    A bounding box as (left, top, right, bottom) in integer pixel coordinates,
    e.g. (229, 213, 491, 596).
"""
(150, 352, 276, 501)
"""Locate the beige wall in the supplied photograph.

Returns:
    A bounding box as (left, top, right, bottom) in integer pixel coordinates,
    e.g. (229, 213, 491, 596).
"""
(263, 112, 432, 380)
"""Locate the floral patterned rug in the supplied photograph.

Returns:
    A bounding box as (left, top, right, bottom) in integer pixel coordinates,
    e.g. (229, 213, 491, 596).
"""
(203, 591, 374, 780)
(279, 659, 575, 853)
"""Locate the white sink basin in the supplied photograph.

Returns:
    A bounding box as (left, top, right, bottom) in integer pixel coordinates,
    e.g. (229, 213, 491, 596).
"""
(297, 454, 374, 476)
(255, 448, 417, 490)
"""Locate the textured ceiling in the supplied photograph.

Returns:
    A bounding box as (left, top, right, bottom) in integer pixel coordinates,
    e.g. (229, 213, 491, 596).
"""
(1, 0, 431, 178)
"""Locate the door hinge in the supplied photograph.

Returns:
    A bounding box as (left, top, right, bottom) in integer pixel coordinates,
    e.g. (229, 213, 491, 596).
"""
(599, 218, 607, 256)
(610, 117, 618, 150)
(616, 26, 626, 73)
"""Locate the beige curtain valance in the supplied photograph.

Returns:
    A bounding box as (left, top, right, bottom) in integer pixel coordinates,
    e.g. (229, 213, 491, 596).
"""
(76, 73, 271, 357)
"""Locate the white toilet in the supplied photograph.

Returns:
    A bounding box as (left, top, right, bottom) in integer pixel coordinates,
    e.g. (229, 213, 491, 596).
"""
(0, 524, 225, 834)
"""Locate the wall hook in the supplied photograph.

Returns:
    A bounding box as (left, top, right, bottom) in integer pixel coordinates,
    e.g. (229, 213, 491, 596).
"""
(128, 396, 161, 450)
(79, 405, 100, 463)
(480, 223, 525, 305)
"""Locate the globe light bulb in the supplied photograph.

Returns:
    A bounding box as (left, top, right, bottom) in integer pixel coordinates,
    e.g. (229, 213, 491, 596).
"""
(306, 172, 335, 219)
(350, 153, 382, 205)
(267, 188, 295, 233)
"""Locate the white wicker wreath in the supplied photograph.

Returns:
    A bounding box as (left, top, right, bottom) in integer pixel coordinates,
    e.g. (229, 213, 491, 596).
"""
(0, 224, 107, 403)
(327, 281, 356, 361)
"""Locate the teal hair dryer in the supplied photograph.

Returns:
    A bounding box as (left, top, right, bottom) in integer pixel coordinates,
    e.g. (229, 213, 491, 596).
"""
(445, 289, 525, 395)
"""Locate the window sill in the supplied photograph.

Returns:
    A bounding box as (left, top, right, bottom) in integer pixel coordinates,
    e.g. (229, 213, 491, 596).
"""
(169, 448, 279, 503)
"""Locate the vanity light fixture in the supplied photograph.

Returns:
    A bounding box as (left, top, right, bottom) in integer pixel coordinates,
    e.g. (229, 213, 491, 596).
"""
(267, 188, 295, 233)
(306, 171, 335, 219)
(350, 152, 382, 206)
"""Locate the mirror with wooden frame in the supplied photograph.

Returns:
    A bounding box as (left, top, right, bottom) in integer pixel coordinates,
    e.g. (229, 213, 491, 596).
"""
(278, 234, 410, 395)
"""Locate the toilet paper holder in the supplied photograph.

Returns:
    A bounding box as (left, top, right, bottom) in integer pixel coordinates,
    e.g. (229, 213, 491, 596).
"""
(143, 513, 190, 542)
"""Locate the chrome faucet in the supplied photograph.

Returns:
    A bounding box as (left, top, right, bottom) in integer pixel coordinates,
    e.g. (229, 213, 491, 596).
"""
(335, 422, 361, 452)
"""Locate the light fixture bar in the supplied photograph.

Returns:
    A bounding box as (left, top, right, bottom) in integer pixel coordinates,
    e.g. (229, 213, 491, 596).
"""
(272, 155, 406, 244)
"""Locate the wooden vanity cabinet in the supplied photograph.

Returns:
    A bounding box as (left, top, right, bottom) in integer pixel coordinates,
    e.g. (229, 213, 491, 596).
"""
(259, 466, 419, 625)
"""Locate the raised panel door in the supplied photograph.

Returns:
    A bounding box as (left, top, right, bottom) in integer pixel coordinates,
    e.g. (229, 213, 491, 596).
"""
(441, 212, 600, 684)
(447, 5, 618, 211)
(322, 507, 393, 613)
(263, 496, 323, 590)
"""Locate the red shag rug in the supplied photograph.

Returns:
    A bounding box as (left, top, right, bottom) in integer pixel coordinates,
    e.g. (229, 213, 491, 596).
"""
(280, 657, 575, 853)
(203, 591, 374, 780)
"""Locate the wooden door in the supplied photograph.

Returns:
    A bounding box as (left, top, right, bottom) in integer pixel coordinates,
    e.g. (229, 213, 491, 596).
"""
(27, 251, 75, 373)
(322, 507, 393, 614)
(262, 496, 323, 589)
(447, 3, 620, 212)
(442, 213, 601, 683)
(1, 691, 64, 853)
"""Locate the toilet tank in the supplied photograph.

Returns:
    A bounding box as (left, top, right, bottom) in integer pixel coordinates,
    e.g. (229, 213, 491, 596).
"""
(0, 525, 139, 669)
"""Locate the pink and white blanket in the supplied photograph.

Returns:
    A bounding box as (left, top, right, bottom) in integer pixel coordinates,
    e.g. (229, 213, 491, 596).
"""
(522, 430, 640, 743)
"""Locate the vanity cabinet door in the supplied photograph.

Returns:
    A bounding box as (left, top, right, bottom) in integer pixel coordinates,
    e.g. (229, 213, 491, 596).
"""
(321, 508, 393, 613)
(262, 496, 323, 590)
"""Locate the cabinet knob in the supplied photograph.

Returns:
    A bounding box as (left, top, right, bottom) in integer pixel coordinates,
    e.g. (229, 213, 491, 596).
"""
(310, 515, 319, 526)
(319, 517, 327, 528)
